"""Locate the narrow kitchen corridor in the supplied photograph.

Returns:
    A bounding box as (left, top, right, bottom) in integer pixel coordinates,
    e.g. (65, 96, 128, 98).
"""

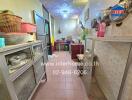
(32, 52, 89, 100)
(1, 0, 132, 100)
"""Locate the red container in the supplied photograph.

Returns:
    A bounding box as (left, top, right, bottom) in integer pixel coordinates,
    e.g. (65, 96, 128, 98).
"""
(21, 22, 36, 33)
(97, 31, 105, 37)
(71, 44, 84, 59)
(97, 22, 106, 37)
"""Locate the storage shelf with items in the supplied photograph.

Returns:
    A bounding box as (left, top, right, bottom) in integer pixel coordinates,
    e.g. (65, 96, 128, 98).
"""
(5, 48, 32, 75)
(9, 60, 33, 82)
(0, 41, 47, 100)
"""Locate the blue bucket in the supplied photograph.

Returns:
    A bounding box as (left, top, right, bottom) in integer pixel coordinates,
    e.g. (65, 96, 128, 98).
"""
(0, 38, 5, 48)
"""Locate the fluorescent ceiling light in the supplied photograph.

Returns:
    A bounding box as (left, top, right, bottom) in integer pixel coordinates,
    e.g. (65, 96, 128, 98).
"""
(63, 13, 68, 18)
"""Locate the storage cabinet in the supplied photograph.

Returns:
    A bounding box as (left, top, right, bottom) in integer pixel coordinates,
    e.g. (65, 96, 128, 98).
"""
(0, 41, 48, 100)
(71, 44, 84, 59)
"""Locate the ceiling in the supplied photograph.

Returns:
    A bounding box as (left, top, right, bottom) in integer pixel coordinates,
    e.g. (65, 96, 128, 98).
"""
(40, 0, 87, 19)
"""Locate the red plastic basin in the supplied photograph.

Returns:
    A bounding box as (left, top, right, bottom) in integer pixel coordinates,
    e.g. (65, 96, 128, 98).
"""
(21, 22, 36, 33)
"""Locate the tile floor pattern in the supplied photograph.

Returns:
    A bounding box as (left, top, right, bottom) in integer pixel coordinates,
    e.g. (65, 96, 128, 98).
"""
(32, 52, 89, 100)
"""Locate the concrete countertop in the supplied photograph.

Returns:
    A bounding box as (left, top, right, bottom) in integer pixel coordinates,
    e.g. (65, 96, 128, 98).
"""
(87, 36, 132, 43)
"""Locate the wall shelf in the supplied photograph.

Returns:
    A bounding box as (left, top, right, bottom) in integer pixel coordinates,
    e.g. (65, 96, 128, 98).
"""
(87, 36, 132, 43)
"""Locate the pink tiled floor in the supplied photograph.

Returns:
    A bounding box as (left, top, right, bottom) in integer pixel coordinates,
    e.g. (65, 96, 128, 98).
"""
(32, 52, 89, 100)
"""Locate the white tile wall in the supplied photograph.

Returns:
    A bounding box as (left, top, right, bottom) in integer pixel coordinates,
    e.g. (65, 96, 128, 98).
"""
(93, 13, 132, 100)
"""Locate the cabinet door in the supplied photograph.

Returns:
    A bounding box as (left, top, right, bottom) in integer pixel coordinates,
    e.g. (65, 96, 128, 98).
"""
(34, 57, 45, 83)
(37, 36, 47, 48)
(13, 67, 36, 100)
(33, 44, 43, 62)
